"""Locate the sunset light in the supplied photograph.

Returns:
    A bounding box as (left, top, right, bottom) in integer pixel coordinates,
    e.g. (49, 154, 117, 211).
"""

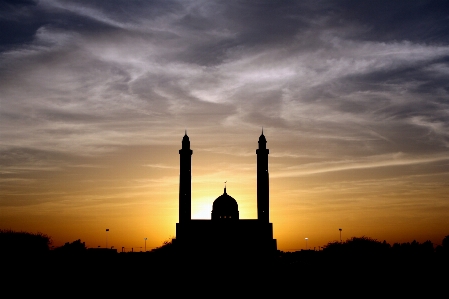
(1, 0, 448, 252)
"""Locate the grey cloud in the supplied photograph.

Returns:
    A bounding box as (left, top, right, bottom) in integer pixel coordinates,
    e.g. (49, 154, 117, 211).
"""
(334, 0, 449, 43)
(1, 0, 449, 245)
(0, 0, 44, 51)
(1, 0, 449, 164)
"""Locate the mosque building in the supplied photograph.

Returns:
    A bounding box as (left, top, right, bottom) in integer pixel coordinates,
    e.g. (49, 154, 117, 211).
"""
(174, 131, 277, 256)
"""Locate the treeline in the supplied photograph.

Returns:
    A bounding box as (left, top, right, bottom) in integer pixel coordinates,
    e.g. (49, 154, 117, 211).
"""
(322, 235, 448, 255)
(279, 236, 449, 266)
(2, 230, 448, 293)
(1, 229, 448, 257)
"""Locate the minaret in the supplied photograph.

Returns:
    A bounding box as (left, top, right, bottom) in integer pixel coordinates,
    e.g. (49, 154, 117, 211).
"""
(256, 129, 269, 222)
(179, 132, 192, 223)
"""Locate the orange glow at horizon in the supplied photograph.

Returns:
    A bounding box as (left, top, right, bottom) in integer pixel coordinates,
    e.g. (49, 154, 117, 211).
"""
(2, 0, 449, 255)
(1, 136, 448, 251)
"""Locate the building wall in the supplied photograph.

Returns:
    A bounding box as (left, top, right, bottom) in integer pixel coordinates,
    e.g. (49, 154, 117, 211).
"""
(175, 220, 277, 254)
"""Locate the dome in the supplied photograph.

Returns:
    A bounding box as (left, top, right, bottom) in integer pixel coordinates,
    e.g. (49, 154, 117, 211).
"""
(211, 188, 239, 220)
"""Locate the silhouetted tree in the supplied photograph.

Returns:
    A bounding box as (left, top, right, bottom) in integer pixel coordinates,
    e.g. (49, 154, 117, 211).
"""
(152, 237, 174, 254)
(0, 229, 51, 255)
(436, 235, 449, 255)
(324, 236, 390, 253)
(54, 239, 87, 254)
(323, 236, 391, 267)
(392, 239, 434, 257)
(442, 235, 449, 250)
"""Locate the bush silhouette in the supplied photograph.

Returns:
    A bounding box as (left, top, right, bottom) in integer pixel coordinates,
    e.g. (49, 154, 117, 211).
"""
(323, 236, 390, 260)
(442, 235, 449, 250)
(392, 239, 434, 257)
(54, 239, 87, 254)
(152, 237, 174, 254)
(0, 229, 52, 255)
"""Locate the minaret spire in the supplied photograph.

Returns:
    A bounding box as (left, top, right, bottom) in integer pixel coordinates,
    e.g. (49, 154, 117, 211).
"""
(256, 131, 269, 222)
(179, 132, 193, 223)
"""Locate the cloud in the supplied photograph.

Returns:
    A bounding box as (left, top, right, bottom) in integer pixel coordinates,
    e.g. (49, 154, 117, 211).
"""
(1, 0, 448, 186)
(272, 152, 449, 178)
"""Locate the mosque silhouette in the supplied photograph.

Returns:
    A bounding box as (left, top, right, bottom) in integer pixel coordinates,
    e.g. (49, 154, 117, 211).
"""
(173, 131, 277, 256)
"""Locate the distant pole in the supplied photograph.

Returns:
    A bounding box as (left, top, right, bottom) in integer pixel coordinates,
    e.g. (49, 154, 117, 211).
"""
(144, 238, 147, 252)
(339, 228, 342, 243)
(106, 228, 109, 248)
(305, 237, 308, 250)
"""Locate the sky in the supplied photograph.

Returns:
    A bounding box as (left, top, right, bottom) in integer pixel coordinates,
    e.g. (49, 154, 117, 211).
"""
(1, 0, 448, 251)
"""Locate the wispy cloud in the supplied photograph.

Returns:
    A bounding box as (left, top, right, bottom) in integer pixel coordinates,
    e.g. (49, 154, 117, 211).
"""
(273, 153, 449, 178)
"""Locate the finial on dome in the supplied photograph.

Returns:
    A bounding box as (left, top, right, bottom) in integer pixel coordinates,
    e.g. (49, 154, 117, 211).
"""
(262, 127, 264, 135)
(224, 181, 227, 194)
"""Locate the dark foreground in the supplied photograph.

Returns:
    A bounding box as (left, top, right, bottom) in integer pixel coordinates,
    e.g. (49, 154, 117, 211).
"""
(4, 248, 448, 296)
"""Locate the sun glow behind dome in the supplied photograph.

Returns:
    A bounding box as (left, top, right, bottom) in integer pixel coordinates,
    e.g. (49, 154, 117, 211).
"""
(1, 0, 449, 252)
